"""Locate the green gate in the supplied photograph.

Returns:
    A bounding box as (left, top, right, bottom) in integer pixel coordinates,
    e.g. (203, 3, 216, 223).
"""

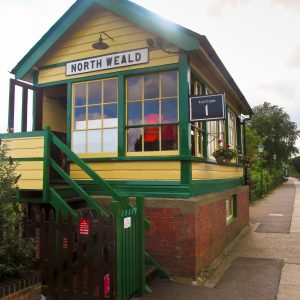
(111, 197, 146, 300)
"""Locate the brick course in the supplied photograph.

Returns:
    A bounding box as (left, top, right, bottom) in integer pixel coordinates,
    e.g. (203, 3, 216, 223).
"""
(145, 186, 249, 279)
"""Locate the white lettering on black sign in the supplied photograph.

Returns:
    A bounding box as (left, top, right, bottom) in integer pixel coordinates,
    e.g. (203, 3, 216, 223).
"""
(189, 94, 225, 122)
(66, 48, 149, 76)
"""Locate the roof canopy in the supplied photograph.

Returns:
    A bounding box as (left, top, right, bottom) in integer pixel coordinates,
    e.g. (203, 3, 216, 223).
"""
(11, 0, 252, 114)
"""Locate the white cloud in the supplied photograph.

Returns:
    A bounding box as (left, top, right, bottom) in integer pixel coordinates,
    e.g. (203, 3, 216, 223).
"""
(207, 0, 251, 17)
(287, 45, 300, 69)
(271, 0, 300, 12)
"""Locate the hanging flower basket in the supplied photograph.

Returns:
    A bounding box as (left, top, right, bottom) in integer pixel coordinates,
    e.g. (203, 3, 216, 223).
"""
(213, 140, 237, 164)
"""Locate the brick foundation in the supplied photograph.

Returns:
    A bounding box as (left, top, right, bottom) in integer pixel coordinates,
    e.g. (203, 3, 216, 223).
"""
(145, 186, 249, 279)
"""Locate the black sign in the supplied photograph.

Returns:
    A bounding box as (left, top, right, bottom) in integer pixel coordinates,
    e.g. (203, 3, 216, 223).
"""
(189, 93, 225, 122)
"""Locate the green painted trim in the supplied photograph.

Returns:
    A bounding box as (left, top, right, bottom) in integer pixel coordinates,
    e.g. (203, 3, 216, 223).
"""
(180, 161, 192, 184)
(37, 63, 179, 87)
(118, 74, 125, 157)
(191, 178, 243, 197)
(13, 0, 93, 79)
(49, 188, 78, 221)
(43, 126, 51, 202)
(179, 53, 190, 157)
(50, 158, 109, 219)
(0, 131, 44, 138)
(126, 122, 179, 129)
(66, 83, 72, 149)
(201, 82, 208, 158)
(109, 201, 123, 299)
(51, 132, 129, 208)
(68, 155, 244, 165)
(3, 157, 43, 162)
(32, 71, 38, 85)
(13, 0, 200, 79)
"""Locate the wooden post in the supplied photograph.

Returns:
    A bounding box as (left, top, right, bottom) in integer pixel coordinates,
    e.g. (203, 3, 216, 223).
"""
(21, 88, 28, 132)
(8, 79, 15, 132)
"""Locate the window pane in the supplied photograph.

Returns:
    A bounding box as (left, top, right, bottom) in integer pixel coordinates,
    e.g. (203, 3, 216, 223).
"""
(103, 79, 118, 103)
(127, 128, 142, 152)
(128, 102, 142, 125)
(144, 73, 159, 99)
(74, 83, 86, 106)
(103, 104, 118, 128)
(103, 129, 118, 152)
(87, 130, 101, 153)
(88, 81, 102, 105)
(144, 100, 159, 124)
(161, 71, 177, 98)
(144, 126, 159, 151)
(72, 131, 86, 153)
(127, 76, 142, 101)
(74, 107, 86, 130)
(162, 125, 178, 150)
(161, 99, 178, 123)
(88, 106, 101, 129)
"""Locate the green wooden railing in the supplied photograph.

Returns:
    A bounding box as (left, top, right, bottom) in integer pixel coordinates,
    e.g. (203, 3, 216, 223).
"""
(42, 127, 169, 298)
(43, 126, 130, 220)
(111, 198, 146, 300)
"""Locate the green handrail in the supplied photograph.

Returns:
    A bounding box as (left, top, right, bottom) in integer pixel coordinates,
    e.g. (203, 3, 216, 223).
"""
(50, 159, 109, 220)
(50, 132, 129, 208)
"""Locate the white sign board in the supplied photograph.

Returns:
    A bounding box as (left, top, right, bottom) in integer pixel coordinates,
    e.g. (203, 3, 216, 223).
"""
(66, 48, 149, 76)
(124, 217, 132, 229)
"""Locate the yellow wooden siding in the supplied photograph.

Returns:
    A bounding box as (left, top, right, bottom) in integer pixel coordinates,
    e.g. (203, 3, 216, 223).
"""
(5, 137, 44, 158)
(70, 161, 180, 181)
(3, 137, 45, 190)
(16, 161, 43, 190)
(192, 162, 243, 180)
(38, 6, 178, 84)
(42, 97, 67, 133)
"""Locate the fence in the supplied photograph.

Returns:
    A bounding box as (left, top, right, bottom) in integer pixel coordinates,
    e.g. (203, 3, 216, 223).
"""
(26, 197, 147, 300)
(27, 209, 115, 300)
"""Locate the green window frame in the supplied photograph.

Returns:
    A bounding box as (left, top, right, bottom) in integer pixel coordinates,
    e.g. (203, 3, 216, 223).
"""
(72, 77, 118, 155)
(126, 70, 179, 154)
(226, 194, 237, 225)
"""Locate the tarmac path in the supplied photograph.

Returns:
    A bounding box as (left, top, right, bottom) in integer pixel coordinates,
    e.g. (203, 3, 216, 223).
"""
(142, 178, 300, 300)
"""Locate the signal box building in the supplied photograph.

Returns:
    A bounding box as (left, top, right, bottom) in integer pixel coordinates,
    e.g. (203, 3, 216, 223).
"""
(1, 0, 252, 280)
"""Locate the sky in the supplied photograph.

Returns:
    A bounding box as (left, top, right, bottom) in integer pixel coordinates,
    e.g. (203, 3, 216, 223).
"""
(0, 0, 299, 146)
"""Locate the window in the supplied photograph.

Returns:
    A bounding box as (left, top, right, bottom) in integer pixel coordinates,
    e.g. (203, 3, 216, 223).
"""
(191, 78, 204, 157)
(226, 195, 237, 224)
(207, 120, 226, 159)
(228, 109, 237, 148)
(126, 71, 178, 153)
(72, 78, 118, 154)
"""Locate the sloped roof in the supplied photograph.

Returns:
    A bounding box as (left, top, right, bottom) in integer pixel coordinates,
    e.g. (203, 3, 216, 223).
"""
(11, 0, 252, 114)
(11, 0, 200, 79)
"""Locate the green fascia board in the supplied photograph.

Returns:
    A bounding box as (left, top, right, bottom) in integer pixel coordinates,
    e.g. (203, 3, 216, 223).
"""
(12, 0, 93, 79)
(12, 0, 199, 80)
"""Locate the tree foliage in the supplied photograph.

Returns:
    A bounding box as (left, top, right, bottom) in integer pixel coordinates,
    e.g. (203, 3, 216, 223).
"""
(249, 102, 299, 168)
(0, 140, 35, 281)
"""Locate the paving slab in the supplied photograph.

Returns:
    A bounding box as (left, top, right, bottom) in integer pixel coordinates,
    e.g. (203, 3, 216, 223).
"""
(277, 264, 300, 300)
(143, 257, 282, 300)
(250, 181, 295, 233)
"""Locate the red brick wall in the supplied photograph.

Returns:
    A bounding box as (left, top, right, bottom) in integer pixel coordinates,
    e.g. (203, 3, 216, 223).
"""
(145, 187, 249, 279)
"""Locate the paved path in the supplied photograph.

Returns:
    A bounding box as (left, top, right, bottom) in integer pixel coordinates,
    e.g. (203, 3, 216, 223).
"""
(142, 178, 300, 300)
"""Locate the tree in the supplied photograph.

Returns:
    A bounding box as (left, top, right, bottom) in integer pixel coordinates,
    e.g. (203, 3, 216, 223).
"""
(0, 140, 35, 281)
(249, 102, 299, 168)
